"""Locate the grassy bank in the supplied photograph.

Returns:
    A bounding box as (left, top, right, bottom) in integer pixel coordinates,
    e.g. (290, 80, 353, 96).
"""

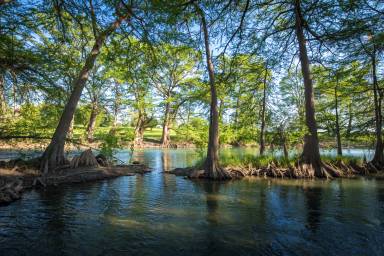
(219, 154, 365, 169)
(176, 153, 374, 180)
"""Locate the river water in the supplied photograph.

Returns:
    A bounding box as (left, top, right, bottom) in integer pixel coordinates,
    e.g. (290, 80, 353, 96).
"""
(0, 148, 383, 255)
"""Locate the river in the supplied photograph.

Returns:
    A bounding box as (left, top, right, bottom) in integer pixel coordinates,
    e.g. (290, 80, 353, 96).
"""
(0, 148, 383, 255)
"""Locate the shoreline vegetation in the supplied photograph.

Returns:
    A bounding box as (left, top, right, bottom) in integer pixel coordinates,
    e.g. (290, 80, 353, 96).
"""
(169, 154, 382, 179)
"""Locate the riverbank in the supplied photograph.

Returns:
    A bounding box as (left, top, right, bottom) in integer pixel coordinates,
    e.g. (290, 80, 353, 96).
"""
(0, 138, 196, 152)
(168, 154, 381, 179)
(0, 159, 149, 206)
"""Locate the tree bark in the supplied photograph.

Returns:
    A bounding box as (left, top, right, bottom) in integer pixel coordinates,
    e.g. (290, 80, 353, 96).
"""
(371, 45, 383, 166)
(11, 71, 17, 116)
(294, 0, 323, 177)
(112, 79, 121, 127)
(160, 102, 171, 147)
(194, 3, 230, 179)
(134, 111, 145, 147)
(334, 75, 342, 156)
(40, 14, 129, 173)
(259, 65, 268, 155)
(0, 74, 6, 114)
(68, 116, 74, 139)
(86, 102, 98, 142)
(346, 103, 352, 138)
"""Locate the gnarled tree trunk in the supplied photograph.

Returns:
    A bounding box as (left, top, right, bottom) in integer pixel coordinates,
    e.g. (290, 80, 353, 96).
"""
(40, 14, 129, 173)
(294, 0, 323, 177)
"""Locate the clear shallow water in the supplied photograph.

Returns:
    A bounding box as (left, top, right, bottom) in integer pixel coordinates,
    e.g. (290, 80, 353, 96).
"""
(0, 149, 383, 256)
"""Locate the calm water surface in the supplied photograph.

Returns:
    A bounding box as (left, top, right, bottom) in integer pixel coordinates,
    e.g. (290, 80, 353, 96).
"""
(0, 149, 383, 256)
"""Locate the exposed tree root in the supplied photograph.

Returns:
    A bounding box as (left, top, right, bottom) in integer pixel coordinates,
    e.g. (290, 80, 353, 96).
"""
(203, 166, 233, 180)
(217, 160, 373, 180)
(70, 149, 99, 168)
(367, 161, 379, 173)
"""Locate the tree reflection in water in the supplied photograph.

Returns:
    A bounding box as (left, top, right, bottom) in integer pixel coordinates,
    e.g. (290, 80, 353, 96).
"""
(303, 186, 323, 233)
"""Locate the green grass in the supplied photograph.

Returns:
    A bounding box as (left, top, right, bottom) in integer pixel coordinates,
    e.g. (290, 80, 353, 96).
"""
(220, 154, 298, 168)
(321, 155, 364, 166)
(192, 153, 365, 169)
(90, 126, 178, 143)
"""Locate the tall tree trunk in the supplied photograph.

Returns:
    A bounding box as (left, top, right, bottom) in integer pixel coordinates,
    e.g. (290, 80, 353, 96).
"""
(294, 0, 323, 177)
(0, 74, 6, 114)
(218, 98, 225, 124)
(194, 3, 230, 179)
(186, 102, 191, 141)
(280, 129, 289, 159)
(346, 102, 352, 138)
(335, 75, 342, 156)
(86, 102, 98, 142)
(134, 111, 145, 147)
(259, 65, 268, 155)
(371, 46, 383, 166)
(11, 71, 17, 116)
(161, 102, 171, 147)
(40, 14, 128, 173)
(68, 116, 74, 139)
(234, 92, 240, 125)
(112, 79, 121, 128)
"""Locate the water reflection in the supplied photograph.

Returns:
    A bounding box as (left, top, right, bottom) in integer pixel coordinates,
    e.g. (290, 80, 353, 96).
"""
(201, 181, 221, 224)
(303, 186, 323, 232)
(0, 149, 383, 256)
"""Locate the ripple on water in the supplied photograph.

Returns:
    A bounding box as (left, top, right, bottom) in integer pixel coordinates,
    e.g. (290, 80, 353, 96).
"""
(0, 149, 383, 255)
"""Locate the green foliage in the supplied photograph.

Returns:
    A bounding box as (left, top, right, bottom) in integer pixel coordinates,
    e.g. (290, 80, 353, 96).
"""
(0, 0, 382, 162)
(176, 117, 208, 154)
(99, 130, 120, 160)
